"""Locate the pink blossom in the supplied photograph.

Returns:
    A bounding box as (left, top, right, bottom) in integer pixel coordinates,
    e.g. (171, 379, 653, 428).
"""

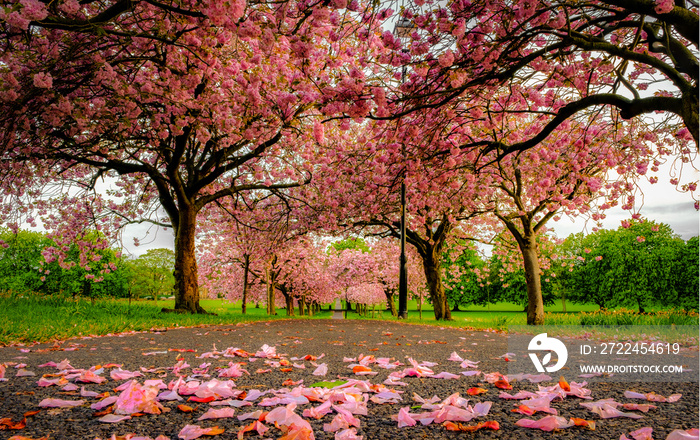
(636, 236, 646, 243)
(33, 72, 53, 89)
(59, 0, 81, 15)
(438, 50, 455, 68)
(313, 120, 325, 145)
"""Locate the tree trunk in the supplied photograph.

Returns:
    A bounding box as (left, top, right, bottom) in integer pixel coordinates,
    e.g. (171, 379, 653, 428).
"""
(266, 259, 277, 316)
(384, 289, 397, 317)
(561, 291, 566, 312)
(172, 205, 207, 313)
(423, 248, 451, 321)
(520, 237, 544, 325)
(241, 254, 249, 315)
(298, 295, 305, 316)
(153, 272, 158, 306)
(280, 286, 294, 316)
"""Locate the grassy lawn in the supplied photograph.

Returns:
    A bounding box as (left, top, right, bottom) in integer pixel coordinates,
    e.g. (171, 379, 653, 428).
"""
(0, 295, 327, 346)
(0, 294, 696, 346)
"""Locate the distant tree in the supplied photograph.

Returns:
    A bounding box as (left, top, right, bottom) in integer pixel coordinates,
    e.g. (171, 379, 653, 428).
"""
(330, 238, 371, 254)
(443, 243, 489, 310)
(0, 228, 123, 299)
(672, 236, 699, 310)
(123, 249, 175, 303)
(561, 220, 691, 312)
(0, 228, 47, 294)
(486, 252, 558, 310)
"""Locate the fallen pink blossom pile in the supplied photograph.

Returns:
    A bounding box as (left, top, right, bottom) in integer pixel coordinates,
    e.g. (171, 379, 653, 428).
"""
(0, 340, 695, 440)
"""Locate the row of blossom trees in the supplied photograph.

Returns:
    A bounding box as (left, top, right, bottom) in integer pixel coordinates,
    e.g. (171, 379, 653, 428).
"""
(0, 0, 696, 323)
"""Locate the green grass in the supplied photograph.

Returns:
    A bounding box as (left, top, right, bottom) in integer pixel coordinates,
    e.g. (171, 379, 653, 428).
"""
(0, 294, 696, 346)
(0, 294, 330, 346)
(341, 299, 699, 330)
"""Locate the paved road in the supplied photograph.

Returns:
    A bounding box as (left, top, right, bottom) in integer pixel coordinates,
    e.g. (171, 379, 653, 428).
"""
(0, 319, 696, 439)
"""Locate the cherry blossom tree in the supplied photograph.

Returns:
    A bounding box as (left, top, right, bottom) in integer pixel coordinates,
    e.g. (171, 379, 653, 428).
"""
(379, 0, 697, 153)
(327, 238, 426, 316)
(0, 0, 384, 313)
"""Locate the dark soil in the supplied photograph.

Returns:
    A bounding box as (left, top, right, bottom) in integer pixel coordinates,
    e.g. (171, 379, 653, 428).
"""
(0, 319, 696, 440)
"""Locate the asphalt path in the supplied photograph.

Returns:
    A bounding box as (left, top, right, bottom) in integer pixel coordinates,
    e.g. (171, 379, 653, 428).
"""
(0, 319, 697, 439)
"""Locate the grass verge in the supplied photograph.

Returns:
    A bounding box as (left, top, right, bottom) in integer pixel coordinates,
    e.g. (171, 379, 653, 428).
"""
(0, 294, 330, 346)
(0, 294, 696, 346)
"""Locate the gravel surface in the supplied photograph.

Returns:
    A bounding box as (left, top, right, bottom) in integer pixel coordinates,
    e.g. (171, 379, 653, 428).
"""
(0, 319, 697, 440)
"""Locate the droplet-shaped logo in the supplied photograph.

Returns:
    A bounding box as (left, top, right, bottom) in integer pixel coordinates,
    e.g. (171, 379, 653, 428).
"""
(528, 333, 568, 373)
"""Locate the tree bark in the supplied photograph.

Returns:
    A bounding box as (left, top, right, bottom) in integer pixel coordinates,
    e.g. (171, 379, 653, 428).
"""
(280, 286, 294, 316)
(241, 253, 249, 315)
(423, 247, 451, 321)
(384, 288, 397, 316)
(298, 295, 305, 316)
(172, 205, 207, 313)
(520, 236, 545, 325)
(265, 261, 277, 316)
(561, 291, 566, 313)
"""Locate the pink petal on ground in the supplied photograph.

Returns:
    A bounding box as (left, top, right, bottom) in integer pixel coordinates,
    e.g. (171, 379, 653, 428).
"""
(499, 390, 538, 400)
(56, 359, 73, 370)
(515, 415, 574, 431)
(114, 380, 163, 415)
(218, 362, 249, 378)
(91, 395, 119, 410)
(335, 427, 363, 440)
(178, 424, 220, 440)
(38, 398, 85, 408)
(158, 389, 183, 401)
(412, 393, 441, 404)
(666, 428, 700, 440)
(472, 401, 493, 417)
(303, 400, 333, 419)
(254, 344, 277, 359)
(110, 368, 143, 381)
(581, 400, 643, 419)
(396, 407, 417, 427)
(622, 403, 657, 413)
(623, 427, 654, 440)
(98, 414, 132, 423)
(430, 372, 460, 379)
(195, 379, 239, 399)
(323, 414, 352, 432)
(624, 391, 682, 402)
(76, 369, 106, 384)
(448, 352, 464, 362)
(265, 403, 311, 431)
(80, 386, 100, 397)
(460, 359, 480, 369)
(237, 410, 264, 421)
(197, 407, 235, 420)
(312, 363, 328, 376)
(37, 377, 64, 387)
(15, 369, 35, 377)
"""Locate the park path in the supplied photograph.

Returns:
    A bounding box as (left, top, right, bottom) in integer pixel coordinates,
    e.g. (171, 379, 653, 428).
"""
(331, 297, 344, 319)
(0, 319, 696, 440)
